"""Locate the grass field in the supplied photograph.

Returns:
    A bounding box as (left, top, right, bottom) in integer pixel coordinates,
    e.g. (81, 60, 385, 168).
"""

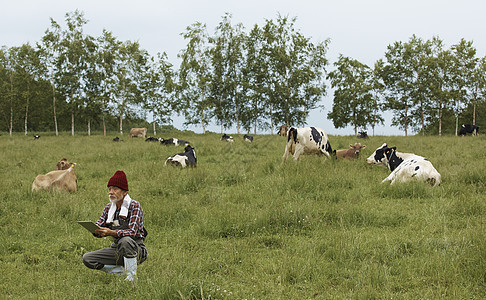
(0, 132, 485, 299)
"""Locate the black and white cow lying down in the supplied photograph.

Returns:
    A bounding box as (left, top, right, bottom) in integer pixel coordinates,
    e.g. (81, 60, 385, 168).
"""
(282, 126, 333, 162)
(221, 134, 234, 142)
(366, 143, 441, 186)
(243, 134, 253, 142)
(160, 138, 191, 146)
(164, 145, 197, 168)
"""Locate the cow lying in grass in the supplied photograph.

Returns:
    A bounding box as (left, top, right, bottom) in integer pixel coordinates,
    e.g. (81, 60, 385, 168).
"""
(32, 158, 78, 192)
(282, 126, 333, 162)
(160, 138, 191, 146)
(221, 134, 234, 142)
(164, 146, 197, 168)
(335, 142, 366, 159)
(366, 143, 441, 186)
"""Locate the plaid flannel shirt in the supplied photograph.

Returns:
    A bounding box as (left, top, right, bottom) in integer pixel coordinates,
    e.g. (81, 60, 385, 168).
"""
(96, 200, 145, 239)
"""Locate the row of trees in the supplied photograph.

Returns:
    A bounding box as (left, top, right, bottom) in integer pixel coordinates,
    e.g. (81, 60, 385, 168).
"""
(328, 36, 486, 136)
(1, 11, 485, 137)
(0, 11, 328, 136)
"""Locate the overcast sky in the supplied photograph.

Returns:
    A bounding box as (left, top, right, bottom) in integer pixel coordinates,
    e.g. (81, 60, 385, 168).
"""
(2, 0, 485, 135)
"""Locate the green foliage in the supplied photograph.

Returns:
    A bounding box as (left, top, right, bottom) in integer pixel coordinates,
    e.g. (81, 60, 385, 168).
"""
(1, 133, 485, 298)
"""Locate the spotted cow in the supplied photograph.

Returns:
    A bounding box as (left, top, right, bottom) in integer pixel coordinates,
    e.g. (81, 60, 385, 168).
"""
(164, 145, 197, 168)
(366, 143, 441, 186)
(282, 126, 333, 162)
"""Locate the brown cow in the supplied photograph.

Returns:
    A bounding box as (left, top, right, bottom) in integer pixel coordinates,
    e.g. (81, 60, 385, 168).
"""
(32, 158, 77, 192)
(129, 128, 147, 138)
(335, 142, 366, 159)
(278, 125, 289, 137)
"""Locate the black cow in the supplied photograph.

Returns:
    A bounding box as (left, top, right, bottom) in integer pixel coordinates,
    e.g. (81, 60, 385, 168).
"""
(221, 134, 234, 142)
(113, 137, 120, 142)
(357, 131, 368, 139)
(459, 124, 479, 136)
(243, 134, 253, 143)
(164, 145, 197, 168)
(145, 136, 160, 142)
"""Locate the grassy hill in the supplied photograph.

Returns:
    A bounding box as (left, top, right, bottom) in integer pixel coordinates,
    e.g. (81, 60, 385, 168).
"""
(1, 132, 485, 299)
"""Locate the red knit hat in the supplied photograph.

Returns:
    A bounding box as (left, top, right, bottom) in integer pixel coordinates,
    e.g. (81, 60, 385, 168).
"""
(107, 170, 129, 191)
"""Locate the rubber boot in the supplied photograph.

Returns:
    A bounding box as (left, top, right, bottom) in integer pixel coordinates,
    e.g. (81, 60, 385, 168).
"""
(123, 257, 137, 281)
(101, 264, 124, 275)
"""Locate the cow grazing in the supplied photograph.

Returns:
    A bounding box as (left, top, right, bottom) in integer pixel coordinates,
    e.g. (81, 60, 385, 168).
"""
(164, 145, 197, 168)
(160, 138, 190, 146)
(459, 124, 479, 136)
(366, 143, 441, 186)
(34, 135, 40, 140)
(358, 131, 369, 139)
(278, 125, 289, 137)
(221, 134, 234, 142)
(282, 126, 333, 162)
(335, 142, 366, 159)
(243, 134, 253, 143)
(129, 128, 147, 138)
(145, 136, 160, 142)
(32, 158, 78, 192)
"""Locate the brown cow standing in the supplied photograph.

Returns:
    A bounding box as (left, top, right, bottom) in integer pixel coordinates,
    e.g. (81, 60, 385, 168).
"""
(335, 143, 366, 159)
(129, 128, 147, 138)
(278, 125, 289, 137)
(32, 158, 77, 192)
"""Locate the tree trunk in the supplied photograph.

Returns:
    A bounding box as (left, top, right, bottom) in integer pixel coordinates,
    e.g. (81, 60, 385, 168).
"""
(455, 100, 460, 136)
(438, 106, 443, 137)
(71, 112, 75, 136)
(404, 104, 408, 137)
(119, 114, 123, 135)
(24, 101, 29, 136)
(9, 74, 13, 136)
(88, 120, 91, 136)
(152, 109, 156, 135)
(51, 82, 58, 136)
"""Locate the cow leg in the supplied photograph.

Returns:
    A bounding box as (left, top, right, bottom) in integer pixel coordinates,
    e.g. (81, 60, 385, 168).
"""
(292, 144, 305, 161)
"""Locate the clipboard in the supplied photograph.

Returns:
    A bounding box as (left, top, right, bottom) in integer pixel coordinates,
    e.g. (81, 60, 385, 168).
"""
(77, 221, 101, 234)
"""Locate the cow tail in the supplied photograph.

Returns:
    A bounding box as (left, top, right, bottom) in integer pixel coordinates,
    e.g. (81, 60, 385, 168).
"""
(288, 128, 297, 144)
(325, 141, 336, 159)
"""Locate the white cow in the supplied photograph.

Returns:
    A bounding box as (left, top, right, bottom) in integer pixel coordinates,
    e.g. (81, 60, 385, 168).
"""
(282, 126, 333, 162)
(366, 143, 441, 186)
(164, 146, 197, 168)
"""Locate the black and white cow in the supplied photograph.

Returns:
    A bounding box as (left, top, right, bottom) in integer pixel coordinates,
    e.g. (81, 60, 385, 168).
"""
(164, 145, 197, 168)
(243, 134, 253, 143)
(160, 138, 191, 146)
(113, 137, 120, 142)
(221, 134, 234, 142)
(366, 143, 441, 186)
(459, 124, 479, 136)
(282, 126, 333, 162)
(34, 135, 40, 140)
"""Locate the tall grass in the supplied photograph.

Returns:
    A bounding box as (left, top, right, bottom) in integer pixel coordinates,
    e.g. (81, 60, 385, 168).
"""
(0, 132, 485, 299)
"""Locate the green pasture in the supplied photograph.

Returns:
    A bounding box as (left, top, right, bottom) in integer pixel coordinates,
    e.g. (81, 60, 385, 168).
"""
(0, 132, 485, 299)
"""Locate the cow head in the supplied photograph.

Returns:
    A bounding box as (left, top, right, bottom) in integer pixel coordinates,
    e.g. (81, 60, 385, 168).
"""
(366, 143, 395, 166)
(350, 142, 366, 156)
(57, 158, 73, 170)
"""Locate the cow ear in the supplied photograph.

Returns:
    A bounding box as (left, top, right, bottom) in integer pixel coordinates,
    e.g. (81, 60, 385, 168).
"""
(362, 145, 366, 148)
(349, 144, 353, 148)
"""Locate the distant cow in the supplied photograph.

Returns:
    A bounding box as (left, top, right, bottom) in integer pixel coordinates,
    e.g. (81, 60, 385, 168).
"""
(282, 126, 333, 162)
(160, 138, 191, 146)
(145, 136, 160, 142)
(32, 158, 78, 192)
(366, 143, 441, 186)
(221, 134, 234, 142)
(129, 128, 147, 138)
(113, 137, 120, 142)
(164, 145, 197, 168)
(243, 134, 253, 143)
(278, 125, 289, 137)
(335, 142, 366, 159)
(459, 124, 479, 136)
(358, 131, 369, 139)
(34, 135, 40, 140)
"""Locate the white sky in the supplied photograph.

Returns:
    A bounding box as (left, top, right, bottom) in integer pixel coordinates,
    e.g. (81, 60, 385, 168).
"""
(2, 0, 485, 135)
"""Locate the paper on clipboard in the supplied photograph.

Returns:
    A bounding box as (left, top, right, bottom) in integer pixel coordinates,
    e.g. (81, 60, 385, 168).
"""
(77, 221, 100, 234)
